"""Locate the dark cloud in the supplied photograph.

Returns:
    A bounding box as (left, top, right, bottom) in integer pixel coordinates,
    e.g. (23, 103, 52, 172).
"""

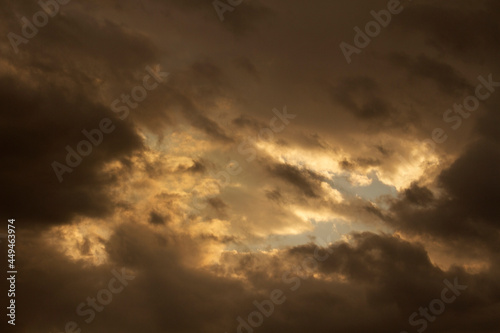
(279, 232, 500, 333)
(390, 54, 472, 96)
(149, 211, 167, 225)
(267, 163, 326, 198)
(207, 197, 229, 216)
(389, 138, 500, 252)
(175, 159, 207, 174)
(330, 77, 393, 119)
(0, 74, 142, 227)
(399, 1, 500, 62)
(402, 183, 434, 206)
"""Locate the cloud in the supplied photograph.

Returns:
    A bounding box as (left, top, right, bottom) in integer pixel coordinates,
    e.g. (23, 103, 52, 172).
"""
(267, 163, 326, 198)
(331, 76, 394, 120)
(0, 74, 143, 227)
(390, 54, 472, 96)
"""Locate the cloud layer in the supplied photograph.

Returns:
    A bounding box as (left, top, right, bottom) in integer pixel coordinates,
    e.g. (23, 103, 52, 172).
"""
(1, 0, 499, 332)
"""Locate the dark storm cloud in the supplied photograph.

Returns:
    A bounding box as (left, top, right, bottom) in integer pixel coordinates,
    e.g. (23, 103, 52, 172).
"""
(390, 54, 472, 96)
(399, 1, 500, 60)
(210, 231, 500, 333)
(0, 75, 142, 227)
(101, 223, 254, 332)
(402, 183, 434, 206)
(4, 0, 236, 144)
(278, 232, 500, 333)
(11, 226, 242, 333)
(10, 219, 500, 333)
(384, 74, 500, 258)
(0, 0, 167, 228)
(389, 138, 500, 252)
(438, 140, 500, 225)
(288, 233, 445, 312)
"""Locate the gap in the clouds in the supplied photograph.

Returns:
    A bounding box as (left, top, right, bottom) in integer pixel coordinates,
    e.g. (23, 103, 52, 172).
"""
(265, 219, 350, 249)
(327, 170, 398, 202)
(225, 219, 388, 252)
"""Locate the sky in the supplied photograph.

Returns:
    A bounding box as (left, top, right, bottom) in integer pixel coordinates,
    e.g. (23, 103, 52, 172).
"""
(1, 0, 500, 332)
